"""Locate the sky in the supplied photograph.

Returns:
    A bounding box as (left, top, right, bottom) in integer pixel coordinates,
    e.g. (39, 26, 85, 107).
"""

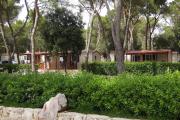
(18, 0, 107, 28)
(18, 0, 173, 28)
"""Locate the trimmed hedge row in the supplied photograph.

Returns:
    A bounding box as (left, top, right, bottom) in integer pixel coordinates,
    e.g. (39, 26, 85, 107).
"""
(0, 64, 38, 73)
(0, 72, 180, 119)
(82, 62, 180, 75)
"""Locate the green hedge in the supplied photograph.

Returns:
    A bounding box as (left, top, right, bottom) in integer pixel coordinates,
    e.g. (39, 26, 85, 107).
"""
(82, 62, 180, 75)
(0, 64, 38, 73)
(0, 72, 180, 119)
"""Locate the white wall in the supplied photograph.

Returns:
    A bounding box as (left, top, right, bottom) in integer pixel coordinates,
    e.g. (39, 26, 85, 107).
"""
(0, 53, 9, 61)
(125, 55, 131, 62)
(0, 53, 17, 62)
(110, 52, 115, 62)
(172, 52, 179, 62)
(92, 52, 101, 62)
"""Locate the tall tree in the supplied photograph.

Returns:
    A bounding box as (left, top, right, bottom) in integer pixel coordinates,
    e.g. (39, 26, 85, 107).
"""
(0, 9, 10, 62)
(141, 0, 168, 50)
(0, 0, 19, 62)
(89, 15, 114, 56)
(104, 0, 125, 73)
(41, 8, 85, 73)
(154, 0, 180, 51)
(31, 0, 39, 71)
(0, 0, 29, 63)
(169, 0, 180, 51)
(79, 0, 107, 64)
(122, 0, 142, 50)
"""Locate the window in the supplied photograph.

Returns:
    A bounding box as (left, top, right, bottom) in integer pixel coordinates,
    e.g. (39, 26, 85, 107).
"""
(152, 54, 157, 61)
(146, 54, 151, 61)
(24, 56, 27, 60)
(46, 56, 50, 62)
(27, 55, 31, 60)
(132, 55, 141, 62)
(143, 54, 157, 61)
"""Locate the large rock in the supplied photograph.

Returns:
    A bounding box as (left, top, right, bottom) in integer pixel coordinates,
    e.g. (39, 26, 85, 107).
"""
(57, 112, 86, 120)
(0, 106, 41, 120)
(38, 93, 67, 120)
(86, 114, 111, 120)
(57, 112, 138, 120)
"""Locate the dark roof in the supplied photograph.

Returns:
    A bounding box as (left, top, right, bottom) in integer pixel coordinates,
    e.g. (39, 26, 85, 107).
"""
(21, 52, 49, 55)
(126, 50, 172, 55)
(21, 51, 73, 55)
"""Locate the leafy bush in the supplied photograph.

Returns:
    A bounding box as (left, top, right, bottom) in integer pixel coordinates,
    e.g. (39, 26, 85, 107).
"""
(82, 62, 180, 75)
(0, 64, 38, 73)
(0, 72, 180, 119)
(82, 62, 117, 75)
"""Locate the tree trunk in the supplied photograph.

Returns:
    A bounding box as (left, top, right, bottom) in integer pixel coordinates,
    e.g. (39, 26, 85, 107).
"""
(128, 21, 134, 50)
(124, 18, 130, 49)
(105, 0, 125, 73)
(0, 12, 11, 62)
(56, 55, 58, 69)
(16, 51, 20, 64)
(145, 16, 150, 50)
(112, 24, 125, 73)
(63, 52, 67, 74)
(149, 32, 152, 50)
(6, 14, 17, 63)
(149, 16, 159, 50)
(148, 22, 151, 50)
(31, 0, 39, 72)
(123, 0, 132, 50)
(85, 13, 95, 66)
(96, 12, 111, 61)
(95, 22, 101, 50)
(0, 23, 11, 62)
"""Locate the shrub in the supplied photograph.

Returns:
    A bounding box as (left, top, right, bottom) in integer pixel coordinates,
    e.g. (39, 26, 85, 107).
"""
(0, 64, 19, 73)
(82, 62, 117, 75)
(0, 72, 180, 119)
(82, 62, 180, 75)
(0, 64, 39, 73)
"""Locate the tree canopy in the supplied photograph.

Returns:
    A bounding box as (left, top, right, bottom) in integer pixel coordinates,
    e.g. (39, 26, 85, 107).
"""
(41, 8, 85, 54)
(0, 0, 179, 72)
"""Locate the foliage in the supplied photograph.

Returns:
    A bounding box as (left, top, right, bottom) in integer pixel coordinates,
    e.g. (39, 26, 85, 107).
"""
(154, 26, 180, 51)
(12, 20, 30, 53)
(12, 12, 47, 53)
(40, 7, 85, 71)
(133, 18, 146, 50)
(0, 0, 21, 21)
(0, 0, 22, 53)
(88, 15, 114, 53)
(154, 0, 180, 52)
(82, 62, 180, 75)
(0, 72, 180, 119)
